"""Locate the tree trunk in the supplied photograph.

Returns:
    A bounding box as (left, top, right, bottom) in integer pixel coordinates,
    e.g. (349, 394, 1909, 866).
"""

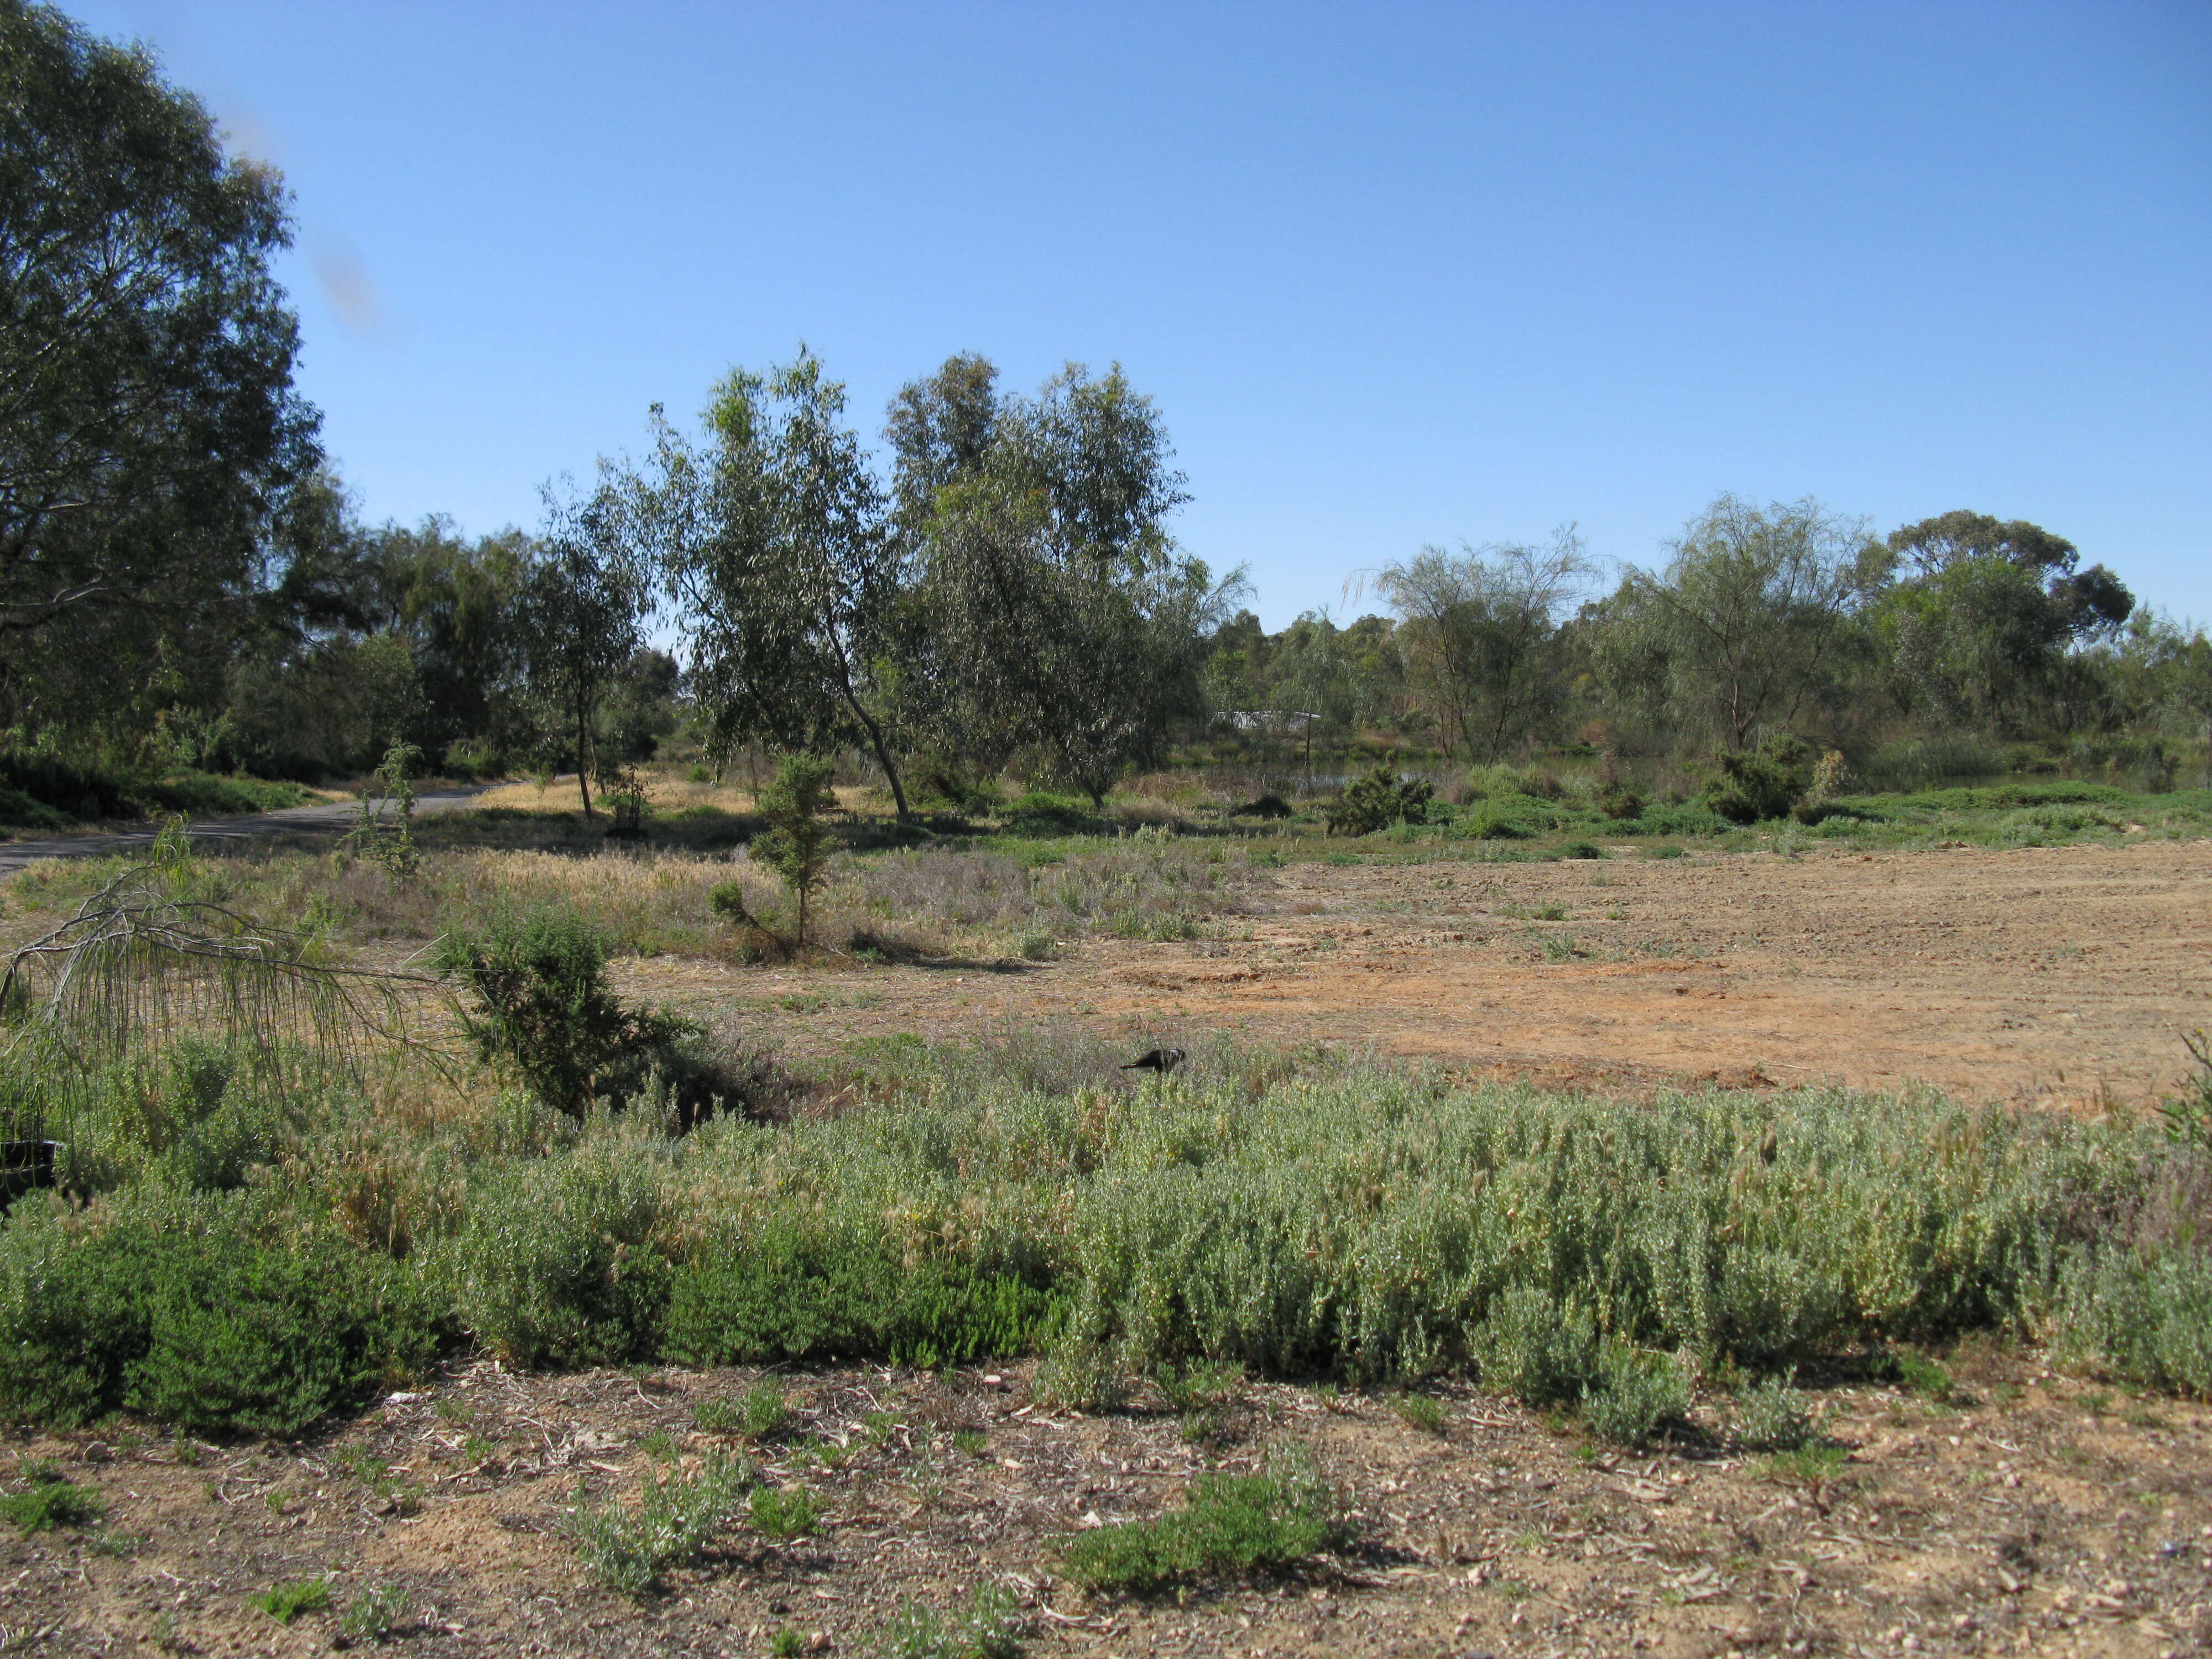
(576, 690, 593, 820)
(842, 690, 911, 820)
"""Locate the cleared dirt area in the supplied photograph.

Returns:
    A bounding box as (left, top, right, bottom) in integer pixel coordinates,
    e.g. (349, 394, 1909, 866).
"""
(9, 1351, 2209, 1657)
(623, 838, 2212, 1112)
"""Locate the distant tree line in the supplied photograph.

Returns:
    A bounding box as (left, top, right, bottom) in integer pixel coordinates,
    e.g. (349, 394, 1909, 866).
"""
(1207, 497, 2210, 784)
(3, 0, 2208, 814)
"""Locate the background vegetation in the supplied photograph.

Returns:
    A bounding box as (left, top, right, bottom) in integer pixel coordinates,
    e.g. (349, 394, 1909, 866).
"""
(5, 4, 2211, 833)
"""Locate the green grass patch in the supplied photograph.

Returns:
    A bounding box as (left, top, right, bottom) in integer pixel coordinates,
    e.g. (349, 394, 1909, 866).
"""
(248, 1575, 330, 1625)
(0, 1470, 103, 1533)
(1057, 1452, 1345, 1595)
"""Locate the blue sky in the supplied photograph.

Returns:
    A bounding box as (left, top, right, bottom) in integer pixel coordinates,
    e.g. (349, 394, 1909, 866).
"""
(69, 1, 2212, 628)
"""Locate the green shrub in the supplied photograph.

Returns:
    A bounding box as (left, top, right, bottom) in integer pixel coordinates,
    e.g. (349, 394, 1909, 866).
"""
(1734, 1371, 1817, 1452)
(1387, 1392, 1446, 1434)
(1032, 1339, 1129, 1413)
(248, 1575, 330, 1625)
(1326, 768, 1432, 836)
(881, 1585, 1021, 1659)
(1888, 1348, 1955, 1402)
(440, 1139, 673, 1367)
(338, 1583, 410, 1642)
(0, 1191, 444, 1436)
(880, 1584, 1024, 1659)
(999, 792, 1099, 835)
(435, 912, 745, 1128)
(570, 1451, 749, 1595)
(1702, 735, 1815, 825)
(735, 1380, 789, 1440)
(1057, 1449, 1343, 1595)
(1583, 1343, 1690, 1447)
(751, 755, 838, 942)
(661, 1222, 1060, 1369)
(2057, 1245, 2212, 1399)
(748, 1482, 823, 1540)
(0, 1470, 103, 1533)
(1475, 1286, 1601, 1406)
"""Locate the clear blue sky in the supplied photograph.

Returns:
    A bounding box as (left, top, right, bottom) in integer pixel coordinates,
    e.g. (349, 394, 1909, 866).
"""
(69, 1, 2212, 628)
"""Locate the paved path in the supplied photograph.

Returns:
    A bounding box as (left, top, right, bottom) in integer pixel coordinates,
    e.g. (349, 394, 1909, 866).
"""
(0, 787, 489, 875)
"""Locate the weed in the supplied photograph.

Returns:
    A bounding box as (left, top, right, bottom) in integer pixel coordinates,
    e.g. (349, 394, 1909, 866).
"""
(1734, 1371, 1818, 1452)
(880, 1583, 1024, 1659)
(1057, 1448, 1344, 1595)
(0, 1468, 103, 1533)
(569, 1450, 749, 1595)
(1387, 1393, 1447, 1435)
(248, 1575, 329, 1625)
(1892, 1349, 1955, 1404)
(1583, 1344, 1691, 1448)
(1759, 1443, 1851, 1488)
(770, 1630, 806, 1657)
(1153, 1359, 1242, 1413)
(737, 1380, 790, 1439)
(952, 1428, 988, 1458)
(748, 1483, 823, 1540)
(1017, 930, 1059, 962)
(1032, 1340, 1129, 1413)
(637, 1428, 676, 1460)
(338, 1582, 410, 1642)
(694, 1397, 743, 1433)
(1647, 843, 1686, 858)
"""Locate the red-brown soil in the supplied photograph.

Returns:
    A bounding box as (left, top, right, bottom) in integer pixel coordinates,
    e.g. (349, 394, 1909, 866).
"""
(622, 838, 2212, 1112)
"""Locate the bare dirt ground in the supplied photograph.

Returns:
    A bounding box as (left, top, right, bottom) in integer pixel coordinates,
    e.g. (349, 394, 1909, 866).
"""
(622, 837, 2212, 1113)
(8, 1350, 2209, 1657)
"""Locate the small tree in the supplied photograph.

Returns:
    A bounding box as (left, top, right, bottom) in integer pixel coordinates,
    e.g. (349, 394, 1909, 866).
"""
(749, 755, 837, 944)
(351, 739, 422, 878)
(520, 478, 651, 820)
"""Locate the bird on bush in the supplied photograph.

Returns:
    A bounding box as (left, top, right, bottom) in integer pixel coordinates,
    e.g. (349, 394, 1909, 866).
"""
(1120, 1047, 1185, 1075)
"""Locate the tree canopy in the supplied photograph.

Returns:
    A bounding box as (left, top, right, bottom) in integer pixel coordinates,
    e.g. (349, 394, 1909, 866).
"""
(0, 1, 319, 735)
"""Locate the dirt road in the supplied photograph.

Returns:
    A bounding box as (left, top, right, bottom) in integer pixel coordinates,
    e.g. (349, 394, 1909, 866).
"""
(624, 837, 2212, 1109)
(0, 787, 488, 875)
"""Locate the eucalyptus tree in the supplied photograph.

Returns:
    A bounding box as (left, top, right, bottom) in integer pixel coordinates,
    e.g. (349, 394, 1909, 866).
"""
(520, 478, 651, 818)
(1377, 528, 1590, 760)
(901, 361, 1237, 805)
(1878, 510, 2133, 732)
(1592, 495, 1884, 750)
(0, 2, 320, 737)
(641, 348, 914, 813)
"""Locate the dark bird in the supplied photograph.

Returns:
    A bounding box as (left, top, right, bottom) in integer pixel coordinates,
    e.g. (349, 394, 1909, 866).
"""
(1120, 1047, 1186, 1075)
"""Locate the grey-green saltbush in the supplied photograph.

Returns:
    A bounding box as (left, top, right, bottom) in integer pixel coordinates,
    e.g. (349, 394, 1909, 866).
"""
(2057, 1245, 2212, 1399)
(436, 1130, 675, 1367)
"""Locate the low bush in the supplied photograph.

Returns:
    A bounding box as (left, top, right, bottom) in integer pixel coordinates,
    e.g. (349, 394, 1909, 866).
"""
(1057, 1449, 1344, 1595)
(881, 1585, 1024, 1659)
(661, 1221, 1062, 1369)
(1326, 768, 1433, 836)
(570, 1450, 750, 1595)
(1702, 735, 1816, 825)
(249, 1576, 331, 1625)
(435, 911, 742, 1126)
(1583, 1343, 1691, 1447)
(0, 1190, 445, 1436)
(1733, 1371, 1817, 1452)
(439, 1136, 675, 1368)
(0, 1467, 103, 1533)
(2057, 1244, 2212, 1399)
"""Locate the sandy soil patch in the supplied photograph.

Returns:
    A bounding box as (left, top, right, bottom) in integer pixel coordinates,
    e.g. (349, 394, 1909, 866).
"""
(12, 1352, 2209, 1657)
(621, 839, 2212, 1111)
